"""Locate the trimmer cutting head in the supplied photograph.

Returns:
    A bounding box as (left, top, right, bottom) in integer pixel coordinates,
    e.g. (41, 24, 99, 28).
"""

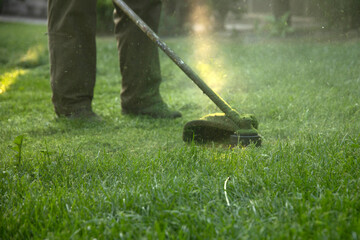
(183, 113, 261, 147)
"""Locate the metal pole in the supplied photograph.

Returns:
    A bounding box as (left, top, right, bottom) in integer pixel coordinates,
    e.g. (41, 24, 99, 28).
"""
(113, 0, 245, 127)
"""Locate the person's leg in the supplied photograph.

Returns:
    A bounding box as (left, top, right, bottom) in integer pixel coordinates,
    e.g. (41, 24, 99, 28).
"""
(48, 0, 97, 117)
(113, 0, 181, 118)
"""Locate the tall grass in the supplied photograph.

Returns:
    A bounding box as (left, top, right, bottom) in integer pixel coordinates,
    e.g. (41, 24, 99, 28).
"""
(1, 22, 359, 239)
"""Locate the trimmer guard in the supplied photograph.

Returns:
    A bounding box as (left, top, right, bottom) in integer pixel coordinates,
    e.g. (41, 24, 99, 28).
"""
(183, 113, 261, 147)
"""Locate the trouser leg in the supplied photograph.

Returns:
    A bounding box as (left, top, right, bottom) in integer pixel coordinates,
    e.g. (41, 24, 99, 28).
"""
(48, 0, 97, 116)
(113, 0, 163, 111)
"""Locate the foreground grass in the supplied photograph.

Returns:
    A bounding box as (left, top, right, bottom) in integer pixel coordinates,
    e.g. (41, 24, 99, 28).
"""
(1, 22, 359, 239)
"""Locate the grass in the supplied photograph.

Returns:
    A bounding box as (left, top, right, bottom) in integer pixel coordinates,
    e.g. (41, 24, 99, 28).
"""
(1, 22, 360, 239)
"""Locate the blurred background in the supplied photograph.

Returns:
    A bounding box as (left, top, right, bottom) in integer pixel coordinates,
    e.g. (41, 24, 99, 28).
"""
(0, 0, 359, 35)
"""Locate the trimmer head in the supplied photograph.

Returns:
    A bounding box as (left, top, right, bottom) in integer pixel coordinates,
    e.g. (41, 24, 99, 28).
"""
(183, 113, 261, 147)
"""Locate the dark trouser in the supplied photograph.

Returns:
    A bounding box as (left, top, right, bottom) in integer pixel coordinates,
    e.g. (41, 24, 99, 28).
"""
(114, 0, 163, 111)
(48, 0, 162, 115)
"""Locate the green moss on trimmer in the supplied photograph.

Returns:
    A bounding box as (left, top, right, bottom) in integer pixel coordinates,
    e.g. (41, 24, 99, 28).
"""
(183, 113, 260, 144)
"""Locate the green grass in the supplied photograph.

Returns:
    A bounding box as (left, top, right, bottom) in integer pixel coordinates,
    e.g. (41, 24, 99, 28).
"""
(1, 22, 360, 239)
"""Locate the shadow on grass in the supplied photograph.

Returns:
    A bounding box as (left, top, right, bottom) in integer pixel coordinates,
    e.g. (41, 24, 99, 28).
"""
(22, 113, 187, 157)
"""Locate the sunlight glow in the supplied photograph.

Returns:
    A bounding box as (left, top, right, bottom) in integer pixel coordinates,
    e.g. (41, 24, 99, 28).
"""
(190, 3, 212, 34)
(19, 44, 45, 65)
(0, 69, 27, 94)
(189, 2, 227, 93)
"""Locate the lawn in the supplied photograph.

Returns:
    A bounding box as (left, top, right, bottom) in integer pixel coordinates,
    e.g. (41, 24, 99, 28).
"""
(1, 22, 360, 239)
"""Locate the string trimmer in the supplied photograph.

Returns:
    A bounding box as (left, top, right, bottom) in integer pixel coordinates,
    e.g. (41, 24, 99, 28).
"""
(114, 0, 261, 147)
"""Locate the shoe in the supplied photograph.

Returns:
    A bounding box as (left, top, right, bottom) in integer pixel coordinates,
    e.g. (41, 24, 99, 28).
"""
(68, 110, 102, 121)
(57, 108, 102, 121)
(122, 102, 182, 119)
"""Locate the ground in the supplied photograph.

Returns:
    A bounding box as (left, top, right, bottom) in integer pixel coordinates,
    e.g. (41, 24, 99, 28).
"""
(0, 22, 360, 239)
